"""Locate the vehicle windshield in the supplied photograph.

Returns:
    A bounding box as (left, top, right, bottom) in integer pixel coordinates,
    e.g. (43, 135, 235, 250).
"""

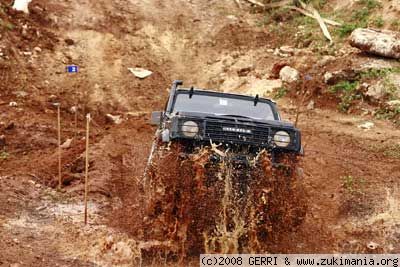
(172, 92, 276, 120)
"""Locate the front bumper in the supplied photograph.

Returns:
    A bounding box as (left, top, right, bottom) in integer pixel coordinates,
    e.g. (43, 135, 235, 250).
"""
(167, 117, 302, 154)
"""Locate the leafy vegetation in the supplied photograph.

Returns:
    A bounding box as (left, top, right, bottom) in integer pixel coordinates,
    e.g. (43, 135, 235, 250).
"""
(0, 18, 14, 31)
(383, 144, 400, 159)
(342, 175, 365, 194)
(372, 17, 384, 28)
(360, 68, 400, 79)
(335, 0, 383, 38)
(328, 68, 400, 114)
(375, 105, 400, 124)
(0, 151, 9, 160)
(273, 87, 288, 99)
(329, 81, 362, 112)
(368, 143, 400, 159)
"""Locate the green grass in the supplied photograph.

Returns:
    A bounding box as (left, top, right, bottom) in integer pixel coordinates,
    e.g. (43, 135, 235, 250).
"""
(359, 0, 381, 9)
(336, 23, 358, 38)
(383, 144, 400, 159)
(0, 18, 15, 31)
(329, 81, 362, 112)
(369, 143, 400, 159)
(334, 0, 382, 38)
(328, 68, 400, 113)
(372, 17, 384, 28)
(375, 105, 400, 122)
(360, 67, 400, 79)
(342, 175, 365, 194)
(273, 87, 288, 99)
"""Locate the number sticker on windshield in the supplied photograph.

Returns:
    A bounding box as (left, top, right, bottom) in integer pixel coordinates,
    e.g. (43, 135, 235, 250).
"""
(219, 99, 228, 106)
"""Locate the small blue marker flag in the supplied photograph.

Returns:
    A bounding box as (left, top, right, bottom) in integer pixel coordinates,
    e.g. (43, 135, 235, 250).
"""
(66, 65, 79, 73)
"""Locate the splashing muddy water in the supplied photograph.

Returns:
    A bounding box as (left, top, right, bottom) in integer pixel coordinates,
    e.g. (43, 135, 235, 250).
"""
(136, 142, 307, 264)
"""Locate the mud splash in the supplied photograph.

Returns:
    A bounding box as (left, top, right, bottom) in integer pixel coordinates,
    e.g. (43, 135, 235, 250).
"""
(135, 142, 307, 264)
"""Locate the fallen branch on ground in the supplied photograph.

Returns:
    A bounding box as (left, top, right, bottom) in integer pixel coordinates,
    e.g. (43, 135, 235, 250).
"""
(234, 0, 242, 8)
(243, 0, 265, 7)
(288, 6, 341, 26)
(309, 5, 333, 42)
(299, 0, 334, 42)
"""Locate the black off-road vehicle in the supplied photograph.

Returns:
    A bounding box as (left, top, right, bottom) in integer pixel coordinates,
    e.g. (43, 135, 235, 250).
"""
(151, 80, 302, 163)
(143, 80, 306, 256)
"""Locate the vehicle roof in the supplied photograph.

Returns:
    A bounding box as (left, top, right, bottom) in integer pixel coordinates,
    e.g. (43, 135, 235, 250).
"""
(176, 88, 276, 104)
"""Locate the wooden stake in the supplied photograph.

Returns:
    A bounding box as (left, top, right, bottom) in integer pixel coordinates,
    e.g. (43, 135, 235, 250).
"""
(57, 104, 62, 190)
(74, 106, 78, 139)
(84, 113, 91, 225)
(243, 0, 265, 7)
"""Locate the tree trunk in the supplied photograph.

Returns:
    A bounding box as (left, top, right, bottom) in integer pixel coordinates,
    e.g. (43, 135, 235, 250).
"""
(350, 28, 400, 59)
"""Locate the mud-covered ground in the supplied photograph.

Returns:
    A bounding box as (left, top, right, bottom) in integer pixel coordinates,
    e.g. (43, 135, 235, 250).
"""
(1, 0, 400, 266)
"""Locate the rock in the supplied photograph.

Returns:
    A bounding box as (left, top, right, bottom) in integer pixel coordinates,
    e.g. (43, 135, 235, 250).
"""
(232, 61, 254, 77)
(21, 25, 28, 36)
(360, 58, 396, 70)
(279, 45, 295, 55)
(9, 102, 18, 107)
(128, 67, 152, 79)
(358, 121, 374, 130)
(13, 91, 28, 98)
(366, 82, 385, 100)
(12, 0, 32, 14)
(112, 241, 133, 260)
(274, 48, 290, 58)
(307, 100, 315, 110)
(33, 46, 42, 53)
(367, 241, 379, 250)
(226, 15, 238, 22)
(323, 72, 333, 84)
(323, 70, 359, 85)
(318, 55, 335, 67)
(245, 78, 282, 96)
(106, 114, 122, 124)
(70, 106, 78, 113)
(60, 138, 73, 149)
(350, 28, 400, 59)
(279, 66, 299, 83)
(237, 66, 253, 77)
(65, 38, 75, 46)
(5, 122, 15, 130)
(270, 62, 288, 79)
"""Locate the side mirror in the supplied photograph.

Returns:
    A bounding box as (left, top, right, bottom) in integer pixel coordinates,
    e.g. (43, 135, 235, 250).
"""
(150, 111, 163, 125)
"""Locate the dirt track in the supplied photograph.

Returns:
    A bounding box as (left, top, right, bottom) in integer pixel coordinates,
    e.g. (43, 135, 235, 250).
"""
(1, 0, 400, 266)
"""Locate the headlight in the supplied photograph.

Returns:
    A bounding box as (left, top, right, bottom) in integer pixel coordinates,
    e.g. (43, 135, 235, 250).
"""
(181, 121, 199, 138)
(273, 131, 291, 147)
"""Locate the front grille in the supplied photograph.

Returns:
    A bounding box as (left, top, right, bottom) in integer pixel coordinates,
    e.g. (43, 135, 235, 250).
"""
(205, 119, 270, 146)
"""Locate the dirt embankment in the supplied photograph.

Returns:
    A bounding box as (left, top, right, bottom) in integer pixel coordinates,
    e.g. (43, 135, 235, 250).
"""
(1, 0, 400, 266)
